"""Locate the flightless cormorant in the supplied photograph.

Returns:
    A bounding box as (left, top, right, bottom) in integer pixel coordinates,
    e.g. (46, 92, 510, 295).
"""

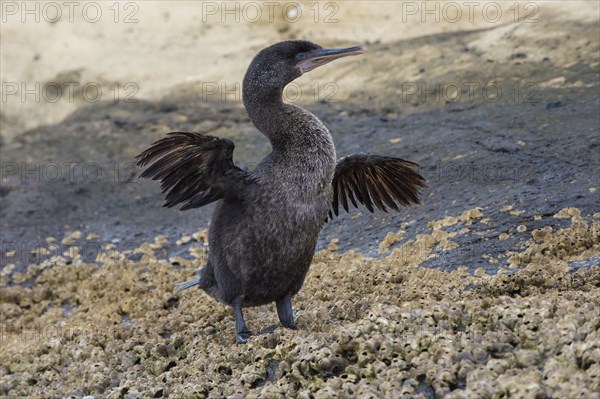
(136, 40, 426, 343)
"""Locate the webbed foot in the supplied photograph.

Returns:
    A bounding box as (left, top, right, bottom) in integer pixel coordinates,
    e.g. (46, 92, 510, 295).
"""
(236, 330, 253, 344)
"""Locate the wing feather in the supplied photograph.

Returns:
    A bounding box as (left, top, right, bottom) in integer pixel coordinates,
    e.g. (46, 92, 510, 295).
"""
(328, 153, 426, 220)
(136, 131, 249, 210)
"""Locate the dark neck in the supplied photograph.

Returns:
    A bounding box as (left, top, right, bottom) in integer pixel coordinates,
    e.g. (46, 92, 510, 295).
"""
(242, 76, 289, 142)
(243, 75, 337, 190)
(242, 74, 335, 165)
(244, 87, 283, 138)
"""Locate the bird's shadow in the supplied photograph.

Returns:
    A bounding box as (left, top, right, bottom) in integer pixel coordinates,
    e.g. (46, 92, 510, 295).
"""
(256, 324, 279, 335)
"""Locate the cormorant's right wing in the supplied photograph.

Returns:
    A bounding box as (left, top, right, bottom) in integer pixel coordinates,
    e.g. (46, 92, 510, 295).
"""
(328, 154, 426, 220)
(136, 131, 250, 210)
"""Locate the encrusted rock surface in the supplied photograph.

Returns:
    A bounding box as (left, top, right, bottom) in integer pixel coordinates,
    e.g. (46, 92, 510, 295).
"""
(1, 209, 598, 398)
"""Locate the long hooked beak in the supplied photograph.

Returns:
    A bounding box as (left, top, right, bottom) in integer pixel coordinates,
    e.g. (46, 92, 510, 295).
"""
(295, 45, 367, 73)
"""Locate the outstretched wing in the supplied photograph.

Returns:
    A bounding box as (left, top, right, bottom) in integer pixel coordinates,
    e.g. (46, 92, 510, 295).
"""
(135, 131, 249, 210)
(329, 154, 426, 219)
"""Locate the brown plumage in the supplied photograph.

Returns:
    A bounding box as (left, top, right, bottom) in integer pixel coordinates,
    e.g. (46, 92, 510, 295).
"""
(137, 133, 425, 218)
(136, 132, 249, 211)
(329, 154, 425, 219)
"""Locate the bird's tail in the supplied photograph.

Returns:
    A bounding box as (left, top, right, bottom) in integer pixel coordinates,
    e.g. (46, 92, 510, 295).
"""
(175, 278, 201, 295)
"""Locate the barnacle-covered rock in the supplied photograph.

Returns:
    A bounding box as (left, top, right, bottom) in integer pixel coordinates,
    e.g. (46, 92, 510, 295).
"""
(1, 209, 598, 397)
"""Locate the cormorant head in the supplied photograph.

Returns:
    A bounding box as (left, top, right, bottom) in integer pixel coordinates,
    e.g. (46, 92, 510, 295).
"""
(243, 40, 367, 96)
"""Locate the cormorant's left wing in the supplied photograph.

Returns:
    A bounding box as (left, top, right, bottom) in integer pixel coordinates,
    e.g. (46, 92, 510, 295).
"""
(328, 154, 426, 220)
(136, 131, 251, 210)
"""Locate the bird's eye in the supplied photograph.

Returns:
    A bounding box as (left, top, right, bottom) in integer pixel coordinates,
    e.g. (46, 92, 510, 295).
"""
(296, 53, 306, 60)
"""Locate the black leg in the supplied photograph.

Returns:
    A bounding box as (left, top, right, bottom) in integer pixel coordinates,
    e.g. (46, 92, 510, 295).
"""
(232, 297, 252, 344)
(276, 294, 297, 330)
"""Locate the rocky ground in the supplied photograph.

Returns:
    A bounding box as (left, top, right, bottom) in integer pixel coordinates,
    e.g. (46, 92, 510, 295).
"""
(1, 1, 599, 398)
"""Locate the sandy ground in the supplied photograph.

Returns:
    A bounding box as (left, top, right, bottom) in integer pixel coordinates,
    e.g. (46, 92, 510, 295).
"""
(3, 1, 595, 140)
(1, 1, 599, 397)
